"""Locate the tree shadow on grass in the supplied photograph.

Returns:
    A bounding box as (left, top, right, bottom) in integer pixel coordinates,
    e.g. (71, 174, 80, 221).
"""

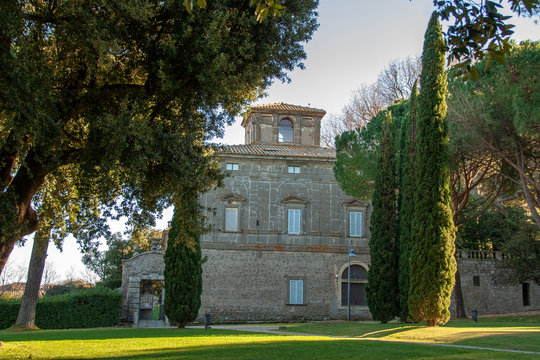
(5, 337, 533, 360)
(358, 325, 423, 338)
(0, 327, 238, 342)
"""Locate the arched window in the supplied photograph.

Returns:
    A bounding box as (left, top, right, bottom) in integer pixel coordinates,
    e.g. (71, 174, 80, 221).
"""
(279, 119, 293, 143)
(340, 264, 367, 306)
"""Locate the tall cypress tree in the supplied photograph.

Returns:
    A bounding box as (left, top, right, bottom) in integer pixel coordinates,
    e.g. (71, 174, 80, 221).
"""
(408, 13, 456, 326)
(397, 82, 418, 322)
(164, 189, 204, 328)
(366, 112, 399, 323)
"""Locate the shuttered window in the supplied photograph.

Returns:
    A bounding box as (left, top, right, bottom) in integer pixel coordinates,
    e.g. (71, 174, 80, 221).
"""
(288, 209, 301, 234)
(289, 280, 304, 304)
(349, 211, 362, 237)
(225, 207, 238, 231)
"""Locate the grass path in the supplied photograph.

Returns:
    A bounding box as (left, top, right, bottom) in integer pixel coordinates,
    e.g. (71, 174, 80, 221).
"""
(211, 324, 540, 356)
(275, 314, 540, 353)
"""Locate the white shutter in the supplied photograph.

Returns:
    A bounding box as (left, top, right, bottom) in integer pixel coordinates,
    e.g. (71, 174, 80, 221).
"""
(288, 209, 301, 234)
(289, 280, 304, 304)
(225, 208, 238, 231)
(349, 211, 362, 237)
(296, 280, 303, 304)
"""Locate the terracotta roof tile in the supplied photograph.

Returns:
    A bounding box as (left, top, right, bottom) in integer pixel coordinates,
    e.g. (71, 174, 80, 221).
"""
(248, 102, 326, 115)
(220, 144, 336, 160)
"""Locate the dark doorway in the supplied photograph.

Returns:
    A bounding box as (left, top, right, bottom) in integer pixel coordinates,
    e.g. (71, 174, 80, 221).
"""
(139, 280, 164, 320)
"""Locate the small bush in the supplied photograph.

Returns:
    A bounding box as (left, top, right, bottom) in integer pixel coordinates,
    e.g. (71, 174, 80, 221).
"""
(0, 288, 121, 329)
(44, 280, 93, 297)
(96, 279, 122, 290)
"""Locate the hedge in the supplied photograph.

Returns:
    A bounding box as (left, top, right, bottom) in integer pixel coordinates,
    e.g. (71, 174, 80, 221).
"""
(0, 287, 121, 329)
(0, 298, 20, 329)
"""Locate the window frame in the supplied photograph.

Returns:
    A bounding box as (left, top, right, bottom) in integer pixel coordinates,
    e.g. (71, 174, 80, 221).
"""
(349, 211, 363, 237)
(224, 207, 239, 232)
(339, 263, 368, 308)
(220, 193, 246, 233)
(287, 166, 301, 174)
(288, 279, 304, 305)
(278, 119, 294, 143)
(288, 208, 301, 235)
(226, 163, 239, 171)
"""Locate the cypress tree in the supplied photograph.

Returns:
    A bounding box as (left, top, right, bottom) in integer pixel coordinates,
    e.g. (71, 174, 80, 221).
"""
(366, 112, 399, 323)
(397, 82, 418, 322)
(408, 13, 456, 326)
(164, 189, 204, 328)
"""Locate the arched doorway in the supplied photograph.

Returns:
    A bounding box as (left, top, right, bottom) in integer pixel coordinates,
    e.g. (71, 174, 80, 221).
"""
(340, 264, 368, 306)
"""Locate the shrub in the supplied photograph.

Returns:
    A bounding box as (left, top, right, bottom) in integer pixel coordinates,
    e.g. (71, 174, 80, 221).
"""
(0, 287, 121, 329)
(0, 298, 20, 329)
(44, 280, 93, 297)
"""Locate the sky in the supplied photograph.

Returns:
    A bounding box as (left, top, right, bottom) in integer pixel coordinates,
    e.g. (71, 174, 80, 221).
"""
(6, 0, 540, 283)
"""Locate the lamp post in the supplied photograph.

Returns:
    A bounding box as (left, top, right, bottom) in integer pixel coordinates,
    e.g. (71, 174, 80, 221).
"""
(347, 238, 356, 321)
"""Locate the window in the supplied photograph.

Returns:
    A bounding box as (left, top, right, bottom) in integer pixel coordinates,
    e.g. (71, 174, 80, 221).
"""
(522, 283, 530, 306)
(349, 211, 363, 237)
(473, 276, 480, 287)
(288, 166, 300, 174)
(340, 264, 368, 306)
(289, 279, 304, 304)
(226, 163, 239, 171)
(225, 207, 238, 231)
(279, 119, 293, 142)
(288, 208, 301, 234)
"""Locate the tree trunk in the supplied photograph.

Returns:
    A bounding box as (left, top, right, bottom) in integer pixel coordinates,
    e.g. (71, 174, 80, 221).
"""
(0, 150, 47, 275)
(453, 267, 466, 318)
(15, 225, 50, 328)
(518, 161, 540, 230)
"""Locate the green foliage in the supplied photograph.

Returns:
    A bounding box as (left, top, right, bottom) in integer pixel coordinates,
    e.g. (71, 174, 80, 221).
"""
(0, 288, 121, 329)
(333, 101, 408, 200)
(447, 41, 540, 229)
(396, 82, 418, 322)
(44, 280, 94, 298)
(82, 228, 153, 284)
(366, 113, 399, 323)
(0, 0, 319, 271)
(503, 222, 540, 285)
(182, 0, 286, 22)
(456, 202, 526, 251)
(434, 0, 539, 79)
(0, 298, 19, 329)
(164, 190, 204, 328)
(408, 13, 456, 327)
(457, 200, 540, 285)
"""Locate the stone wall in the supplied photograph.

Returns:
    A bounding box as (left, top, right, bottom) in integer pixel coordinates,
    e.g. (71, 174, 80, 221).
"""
(198, 248, 371, 323)
(121, 248, 540, 324)
(455, 252, 540, 316)
(121, 251, 165, 323)
(199, 156, 371, 249)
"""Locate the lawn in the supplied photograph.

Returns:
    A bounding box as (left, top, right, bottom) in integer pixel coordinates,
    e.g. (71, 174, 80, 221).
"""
(281, 314, 540, 353)
(0, 319, 539, 360)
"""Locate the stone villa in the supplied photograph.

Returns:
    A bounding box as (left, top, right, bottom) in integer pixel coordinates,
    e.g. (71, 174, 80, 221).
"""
(121, 103, 539, 325)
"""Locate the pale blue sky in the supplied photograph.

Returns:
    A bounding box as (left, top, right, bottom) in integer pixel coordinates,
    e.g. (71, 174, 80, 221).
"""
(8, 0, 540, 281)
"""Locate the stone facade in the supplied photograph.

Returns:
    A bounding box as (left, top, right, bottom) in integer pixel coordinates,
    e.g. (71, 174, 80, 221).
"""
(195, 103, 373, 322)
(121, 103, 539, 324)
(121, 250, 165, 326)
(453, 250, 540, 316)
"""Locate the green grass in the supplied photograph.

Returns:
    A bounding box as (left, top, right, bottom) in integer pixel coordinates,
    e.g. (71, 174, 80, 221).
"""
(0, 323, 538, 360)
(281, 314, 540, 353)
